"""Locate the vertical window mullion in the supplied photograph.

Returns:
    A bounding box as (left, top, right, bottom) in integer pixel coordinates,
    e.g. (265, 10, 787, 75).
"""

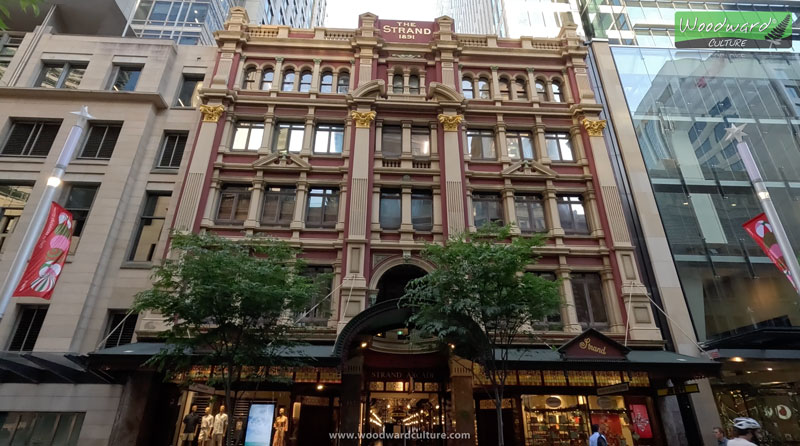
(26, 123, 43, 156)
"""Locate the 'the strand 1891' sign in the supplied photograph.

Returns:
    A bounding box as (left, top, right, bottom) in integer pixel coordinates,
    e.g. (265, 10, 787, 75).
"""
(377, 20, 435, 43)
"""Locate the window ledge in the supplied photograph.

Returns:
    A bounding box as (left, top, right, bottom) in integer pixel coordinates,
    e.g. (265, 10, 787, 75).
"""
(303, 226, 338, 231)
(309, 153, 343, 158)
(169, 106, 197, 111)
(258, 224, 293, 229)
(120, 261, 154, 270)
(72, 159, 110, 165)
(467, 159, 501, 164)
(150, 168, 179, 174)
(0, 155, 46, 162)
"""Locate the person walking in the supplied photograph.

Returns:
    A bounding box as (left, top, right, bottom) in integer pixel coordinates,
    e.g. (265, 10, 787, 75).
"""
(714, 426, 729, 446)
(589, 424, 608, 446)
(727, 418, 761, 446)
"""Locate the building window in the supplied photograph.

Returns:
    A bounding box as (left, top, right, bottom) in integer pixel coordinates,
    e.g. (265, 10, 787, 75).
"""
(175, 74, 203, 107)
(514, 78, 527, 100)
(409, 75, 420, 94)
(109, 66, 142, 92)
(411, 190, 433, 231)
(392, 74, 403, 94)
(215, 185, 251, 224)
(157, 131, 187, 168)
(299, 265, 333, 325)
(571, 273, 607, 328)
(535, 80, 546, 101)
(506, 131, 534, 160)
(411, 127, 430, 157)
(382, 125, 402, 158)
(232, 121, 264, 151)
(557, 195, 589, 235)
(104, 311, 139, 348)
(515, 194, 546, 233)
(261, 186, 295, 226)
(299, 70, 312, 92)
(499, 79, 510, 100)
(38, 62, 87, 89)
(128, 193, 169, 262)
(281, 69, 295, 91)
(477, 77, 490, 99)
(306, 188, 339, 228)
(0, 184, 32, 252)
(243, 67, 257, 89)
(473, 192, 503, 228)
(552, 80, 563, 102)
(1, 120, 61, 157)
(461, 76, 474, 99)
(273, 122, 305, 153)
(79, 123, 122, 160)
(467, 129, 496, 160)
(314, 124, 343, 154)
(320, 71, 333, 93)
(260, 69, 274, 90)
(0, 412, 84, 444)
(8, 306, 47, 352)
(379, 189, 401, 230)
(337, 72, 349, 93)
(0, 34, 23, 81)
(545, 132, 573, 161)
(63, 184, 98, 254)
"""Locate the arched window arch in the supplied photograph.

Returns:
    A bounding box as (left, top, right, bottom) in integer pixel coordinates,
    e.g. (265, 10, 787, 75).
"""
(299, 70, 313, 92)
(392, 73, 404, 94)
(281, 69, 295, 91)
(337, 71, 350, 93)
(243, 67, 257, 89)
(260, 69, 274, 90)
(513, 78, 527, 101)
(535, 80, 547, 102)
(499, 78, 510, 100)
(478, 77, 490, 99)
(551, 79, 563, 102)
(319, 71, 333, 93)
(409, 74, 420, 94)
(461, 76, 474, 99)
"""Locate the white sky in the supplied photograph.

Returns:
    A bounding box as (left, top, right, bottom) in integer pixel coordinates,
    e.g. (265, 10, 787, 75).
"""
(324, 0, 440, 28)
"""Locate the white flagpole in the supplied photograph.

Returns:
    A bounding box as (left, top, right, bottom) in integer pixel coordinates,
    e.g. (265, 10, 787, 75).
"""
(0, 106, 94, 318)
(725, 123, 800, 296)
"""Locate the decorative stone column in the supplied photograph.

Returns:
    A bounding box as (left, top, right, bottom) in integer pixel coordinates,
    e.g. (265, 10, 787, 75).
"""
(218, 114, 235, 152)
(558, 268, 582, 332)
(432, 186, 443, 235)
(244, 179, 263, 230)
(310, 58, 322, 94)
(258, 112, 275, 154)
(200, 178, 221, 228)
(560, 68, 573, 103)
(370, 186, 381, 239)
(496, 122, 509, 162)
(534, 122, 550, 164)
(526, 68, 537, 104)
(271, 57, 284, 93)
(490, 65, 500, 101)
(300, 113, 315, 156)
(569, 125, 588, 164)
(438, 113, 466, 235)
(584, 188, 604, 239)
(503, 188, 519, 235)
(290, 182, 307, 231)
(602, 268, 625, 333)
(339, 356, 364, 446)
(449, 357, 476, 446)
(400, 186, 413, 241)
(544, 186, 563, 237)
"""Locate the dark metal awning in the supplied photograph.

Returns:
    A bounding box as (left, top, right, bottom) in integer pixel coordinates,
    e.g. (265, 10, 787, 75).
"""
(0, 352, 111, 384)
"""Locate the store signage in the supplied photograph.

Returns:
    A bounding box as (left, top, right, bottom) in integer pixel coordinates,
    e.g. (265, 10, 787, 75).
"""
(377, 20, 435, 43)
(189, 383, 216, 394)
(367, 369, 437, 381)
(656, 383, 699, 397)
(597, 383, 630, 396)
(557, 328, 629, 360)
(675, 11, 793, 49)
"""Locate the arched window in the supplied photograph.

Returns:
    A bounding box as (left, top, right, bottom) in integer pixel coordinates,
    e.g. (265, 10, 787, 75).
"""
(319, 71, 333, 93)
(282, 69, 295, 91)
(243, 67, 257, 89)
(499, 79, 510, 100)
(478, 77, 490, 99)
(260, 69, 274, 90)
(461, 76, 474, 99)
(514, 78, 527, 100)
(409, 75, 420, 94)
(551, 80, 563, 102)
(535, 80, 546, 102)
(299, 70, 313, 92)
(337, 72, 350, 93)
(392, 74, 404, 94)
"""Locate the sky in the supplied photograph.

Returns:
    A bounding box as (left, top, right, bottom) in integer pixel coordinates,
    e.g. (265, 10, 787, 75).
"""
(324, 0, 440, 28)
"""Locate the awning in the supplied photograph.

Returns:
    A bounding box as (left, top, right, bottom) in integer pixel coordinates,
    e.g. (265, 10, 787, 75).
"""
(0, 352, 111, 384)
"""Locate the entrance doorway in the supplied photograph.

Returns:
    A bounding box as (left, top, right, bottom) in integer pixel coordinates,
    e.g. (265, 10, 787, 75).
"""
(366, 393, 447, 446)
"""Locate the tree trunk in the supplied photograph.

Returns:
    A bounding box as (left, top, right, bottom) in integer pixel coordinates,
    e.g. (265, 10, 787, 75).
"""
(495, 394, 505, 446)
(224, 364, 233, 446)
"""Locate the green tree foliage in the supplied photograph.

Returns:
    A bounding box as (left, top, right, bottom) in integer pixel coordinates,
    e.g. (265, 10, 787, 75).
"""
(0, 0, 43, 30)
(402, 224, 561, 446)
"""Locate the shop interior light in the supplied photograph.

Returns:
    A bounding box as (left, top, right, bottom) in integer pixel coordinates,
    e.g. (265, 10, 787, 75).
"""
(731, 356, 744, 362)
(767, 367, 774, 371)
(316, 383, 324, 390)
(360, 342, 368, 348)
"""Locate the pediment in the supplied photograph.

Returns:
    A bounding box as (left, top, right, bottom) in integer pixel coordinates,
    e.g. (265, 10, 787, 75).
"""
(501, 160, 556, 178)
(252, 152, 310, 170)
(427, 82, 464, 103)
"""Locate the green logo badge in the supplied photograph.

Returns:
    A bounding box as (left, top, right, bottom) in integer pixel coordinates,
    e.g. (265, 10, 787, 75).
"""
(675, 11, 793, 49)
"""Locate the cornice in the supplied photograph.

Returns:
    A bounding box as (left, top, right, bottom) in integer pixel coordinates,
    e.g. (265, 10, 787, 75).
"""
(0, 87, 168, 109)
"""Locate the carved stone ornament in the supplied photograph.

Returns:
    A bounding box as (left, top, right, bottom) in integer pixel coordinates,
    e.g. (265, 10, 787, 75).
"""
(581, 118, 607, 137)
(199, 105, 225, 123)
(438, 114, 463, 132)
(350, 111, 376, 128)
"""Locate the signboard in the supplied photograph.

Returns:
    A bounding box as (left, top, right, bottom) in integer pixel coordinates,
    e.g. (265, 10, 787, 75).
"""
(377, 20, 435, 43)
(244, 403, 275, 446)
(656, 383, 699, 397)
(557, 328, 630, 360)
(597, 382, 630, 396)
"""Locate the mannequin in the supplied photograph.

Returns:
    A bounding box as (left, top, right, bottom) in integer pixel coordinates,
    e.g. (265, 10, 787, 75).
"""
(272, 407, 288, 446)
(212, 405, 228, 446)
(199, 407, 214, 446)
(179, 404, 201, 446)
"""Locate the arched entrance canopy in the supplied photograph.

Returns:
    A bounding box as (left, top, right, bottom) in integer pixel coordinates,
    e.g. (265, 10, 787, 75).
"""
(333, 298, 412, 358)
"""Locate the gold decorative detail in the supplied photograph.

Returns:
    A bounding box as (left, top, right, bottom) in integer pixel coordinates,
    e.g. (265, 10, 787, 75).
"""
(582, 118, 607, 137)
(438, 114, 464, 132)
(350, 111, 376, 128)
(199, 105, 225, 123)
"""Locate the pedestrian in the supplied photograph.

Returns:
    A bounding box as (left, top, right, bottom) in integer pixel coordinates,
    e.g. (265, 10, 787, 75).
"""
(589, 424, 608, 446)
(727, 417, 761, 446)
(714, 426, 728, 446)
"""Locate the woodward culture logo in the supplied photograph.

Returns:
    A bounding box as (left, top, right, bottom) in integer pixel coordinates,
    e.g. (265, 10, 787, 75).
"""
(675, 11, 793, 49)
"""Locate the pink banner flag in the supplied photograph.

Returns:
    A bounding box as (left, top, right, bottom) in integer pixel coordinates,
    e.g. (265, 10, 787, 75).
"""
(742, 212, 796, 290)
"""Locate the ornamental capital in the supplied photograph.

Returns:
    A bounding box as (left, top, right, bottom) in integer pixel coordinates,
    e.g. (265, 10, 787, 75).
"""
(350, 110, 376, 128)
(275, 56, 284, 62)
(581, 118, 606, 137)
(438, 114, 463, 131)
(490, 65, 499, 71)
(199, 104, 225, 123)
(313, 58, 322, 64)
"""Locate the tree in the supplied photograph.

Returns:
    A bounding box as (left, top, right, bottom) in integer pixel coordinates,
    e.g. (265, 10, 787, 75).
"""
(0, 0, 44, 30)
(134, 232, 318, 441)
(401, 224, 561, 446)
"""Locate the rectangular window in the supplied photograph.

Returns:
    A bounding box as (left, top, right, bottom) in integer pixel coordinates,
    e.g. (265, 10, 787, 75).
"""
(79, 123, 122, 160)
(63, 185, 98, 254)
(298, 265, 333, 325)
(557, 195, 589, 235)
(273, 122, 305, 153)
(0, 411, 84, 445)
(515, 194, 546, 233)
(8, 306, 47, 351)
(411, 190, 433, 231)
(411, 127, 430, 157)
(128, 193, 170, 262)
(109, 66, 142, 92)
(215, 185, 251, 224)
(175, 74, 203, 107)
(305, 188, 339, 228)
(467, 130, 496, 160)
(532, 272, 562, 330)
(157, 131, 187, 168)
(0, 184, 33, 252)
(261, 186, 295, 226)
(382, 125, 402, 158)
(473, 192, 503, 228)
(231, 121, 264, 151)
(379, 189, 401, 230)
(506, 131, 534, 160)
(104, 311, 139, 348)
(313, 124, 343, 154)
(571, 273, 607, 328)
(38, 62, 87, 89)
(0, 34, 22, 81)
(1, 120, 61, 157)
(545, 132, 574, 161)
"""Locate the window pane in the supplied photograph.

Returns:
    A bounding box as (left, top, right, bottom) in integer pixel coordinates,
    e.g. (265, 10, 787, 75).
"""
(129, 194, 169, 262)
(232, 126, 249, 150)
(481, 136, 496, 159)
(462, 78, 473, 98)
(380, 190, 401, 229)
(320, 72, 333, 93)
(176, 76, 202, 107)
(572, 276, 591, 325)
(411, 129, 429, 157)
(63, 65, 85, 89)
(289, 128, 304, 152)
(507, 135, 520, 159)
(478, 77, 490, 99)
(337, 74, 349, 93)
(409, 75, 420, 94)
(521, 135, 534, 159)
(299, 70, 312, 92)
(261, 70, 274, 90)
(411, 191, 433, 231)
(39, 65, 63, 88)
(314, 130, 330, 153)
(392, 74, 403, 93)
(382, 127, 401, 158)
(282, 70, 295, 91)
(323, 193, 339, 225)
(112, 67, 141, 92)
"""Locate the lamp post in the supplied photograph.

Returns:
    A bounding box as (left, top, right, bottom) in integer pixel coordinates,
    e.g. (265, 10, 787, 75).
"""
(0, 106, 94, 318)
(725, 123, 800, 295)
